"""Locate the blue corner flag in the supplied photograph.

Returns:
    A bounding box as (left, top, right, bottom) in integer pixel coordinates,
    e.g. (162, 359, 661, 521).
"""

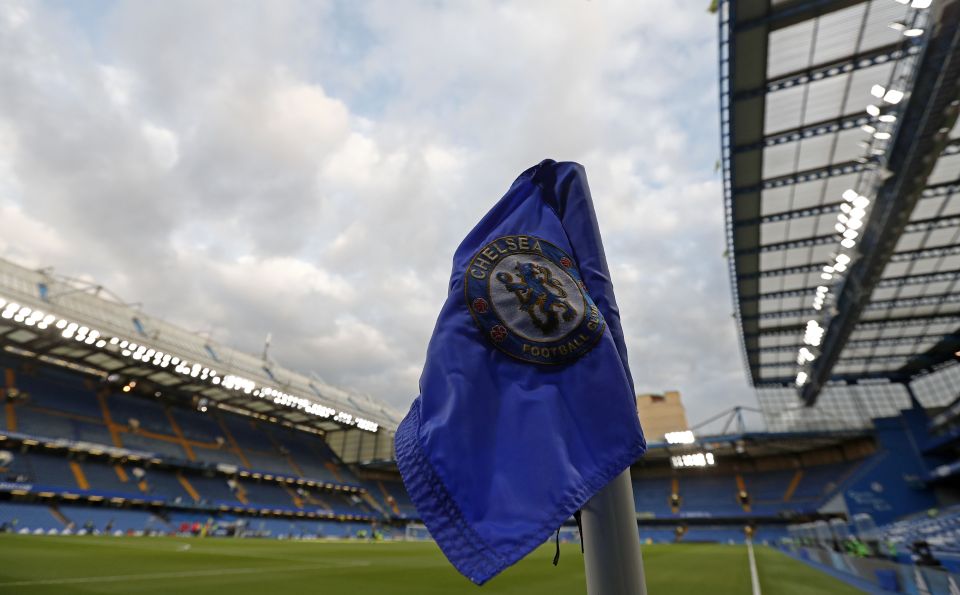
(395, 159, 646, 585)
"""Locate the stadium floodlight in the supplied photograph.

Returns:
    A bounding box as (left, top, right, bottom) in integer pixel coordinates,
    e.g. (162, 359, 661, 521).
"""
(904, 28, 924, 37)
(817, 286, 828, 293)
(55, 319, 67, 329)
(842, 189, 858, 202)
(823, 265, 834, 273)
(871, 84, 886, 98)
(853, 196, 870, 209)
(847, 219, 863, 230)
(665, 430, 695, 444)
(879, 114, 897, 123)
(874, 131, 892, 140)
(843, 229, 859, 240)
(861, 124, 877, 134)
(841, 238, 856, 249)
(835, 223, 846, 233)
(894, 0, 910, 4)
(671, 452, 716, 468)
(836, 254, 851, 265)
(883, 89, 905, 104)
(821, 273, 832, 280)
(911, 0, 932, 8)
(866, 104, 881, 116)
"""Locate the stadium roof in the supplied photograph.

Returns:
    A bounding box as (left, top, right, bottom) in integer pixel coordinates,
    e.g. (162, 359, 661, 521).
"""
(0, 257, 401, 448)
(719, 0, 960, 403)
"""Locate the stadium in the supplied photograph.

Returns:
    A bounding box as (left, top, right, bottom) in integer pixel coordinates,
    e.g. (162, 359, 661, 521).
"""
(2, 0, 960, 593)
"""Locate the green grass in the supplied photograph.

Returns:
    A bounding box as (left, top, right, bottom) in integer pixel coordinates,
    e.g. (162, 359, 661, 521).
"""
(0, 535, 862, 594)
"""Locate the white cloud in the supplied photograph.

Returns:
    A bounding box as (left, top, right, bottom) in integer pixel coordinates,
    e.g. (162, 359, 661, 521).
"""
(0, 0, 754, 422)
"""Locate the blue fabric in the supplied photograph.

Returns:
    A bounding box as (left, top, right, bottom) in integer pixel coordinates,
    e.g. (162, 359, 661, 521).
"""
(395, 159, 646, 584)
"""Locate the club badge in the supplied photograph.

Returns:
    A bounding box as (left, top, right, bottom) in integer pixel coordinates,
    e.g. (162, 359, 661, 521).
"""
(465, 235, 605, 364)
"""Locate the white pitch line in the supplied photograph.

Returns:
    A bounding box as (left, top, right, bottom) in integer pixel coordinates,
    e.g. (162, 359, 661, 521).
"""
(0, 561, 371, 588)
(747, 538, 762, 595)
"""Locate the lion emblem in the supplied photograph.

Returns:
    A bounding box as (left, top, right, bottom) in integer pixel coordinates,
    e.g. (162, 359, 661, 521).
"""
(496, 261, 577, 335)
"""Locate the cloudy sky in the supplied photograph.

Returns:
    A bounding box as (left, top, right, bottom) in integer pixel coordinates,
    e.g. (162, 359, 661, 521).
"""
(0, 0, 757, 425)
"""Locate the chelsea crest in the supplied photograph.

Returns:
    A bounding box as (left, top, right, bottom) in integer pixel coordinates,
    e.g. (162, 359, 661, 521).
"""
(464, 235, 605, 364)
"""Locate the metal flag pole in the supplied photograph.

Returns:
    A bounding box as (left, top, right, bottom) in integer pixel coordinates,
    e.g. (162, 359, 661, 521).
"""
(580, 469, 648, 595)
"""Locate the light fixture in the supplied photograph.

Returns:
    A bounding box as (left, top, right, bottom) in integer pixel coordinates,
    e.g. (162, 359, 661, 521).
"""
(842, 189, 859, 202)
(884, 90, 905, 104)
(841, 238, 856, 249)
(889, 21, 907, 31)
(879, 114, 897, 123)
(871, 85, 886, 98)
(904, 28, 924, 37)
(866, 104, 881, 117)
(861, 124, 877, 134)
(874, 131, 892, 140)
(911, 0, 931, 8)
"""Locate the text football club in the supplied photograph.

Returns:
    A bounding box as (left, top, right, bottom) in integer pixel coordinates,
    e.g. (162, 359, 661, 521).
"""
(465, 235, 606, 364)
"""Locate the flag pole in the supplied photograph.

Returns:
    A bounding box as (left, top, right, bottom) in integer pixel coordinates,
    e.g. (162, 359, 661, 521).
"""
(580, 469, 647, 595)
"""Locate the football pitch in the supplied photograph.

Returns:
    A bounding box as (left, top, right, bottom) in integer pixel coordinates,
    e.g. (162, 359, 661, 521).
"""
(0, 535, 862, 594)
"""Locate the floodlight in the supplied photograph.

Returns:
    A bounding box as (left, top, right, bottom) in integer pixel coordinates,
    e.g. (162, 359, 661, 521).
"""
(904, 28, 924, 37)
(665, 431, 695, 445)
(842, 189, 858, 201)
(821, 273, 832, 280)
(911, 0, 931, 8)
(879, 114, 897, 123)
(841, 238, 856, 249)
(853, 196, 870, 209)
(870, 85, 886, 98)
(796, 372, 808, 386)
(835, 223, 846, 233)
(843, 229, 859, 240)
(883, 90, 904, 104)
(866, 104, 881, 116)
(55, 319, 67, 329)
(836, 254, 851, 264)
(874, 131, 892, 140)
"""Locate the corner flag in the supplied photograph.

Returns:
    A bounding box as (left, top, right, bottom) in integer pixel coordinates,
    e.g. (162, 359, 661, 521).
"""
(395, 159, 646, 584)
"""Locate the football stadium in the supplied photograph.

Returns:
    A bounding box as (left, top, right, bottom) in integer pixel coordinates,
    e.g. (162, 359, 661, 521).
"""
(2, 0, 960, 593)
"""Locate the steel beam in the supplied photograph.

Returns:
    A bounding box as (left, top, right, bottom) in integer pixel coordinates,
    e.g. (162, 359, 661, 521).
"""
(739, 262, 823, 280)
(738, 233, 837, 256)
(735, 202, 844, 228)
(734, 161, 867, 196)
(877, 269, 960, 288)
(734, 42, 919, 101)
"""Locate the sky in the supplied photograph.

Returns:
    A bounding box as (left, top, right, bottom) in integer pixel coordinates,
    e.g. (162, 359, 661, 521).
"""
(0, 0, 757, 425)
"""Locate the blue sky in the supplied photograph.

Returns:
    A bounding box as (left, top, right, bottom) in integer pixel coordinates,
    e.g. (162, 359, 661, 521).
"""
(0, 0, 756, 425)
